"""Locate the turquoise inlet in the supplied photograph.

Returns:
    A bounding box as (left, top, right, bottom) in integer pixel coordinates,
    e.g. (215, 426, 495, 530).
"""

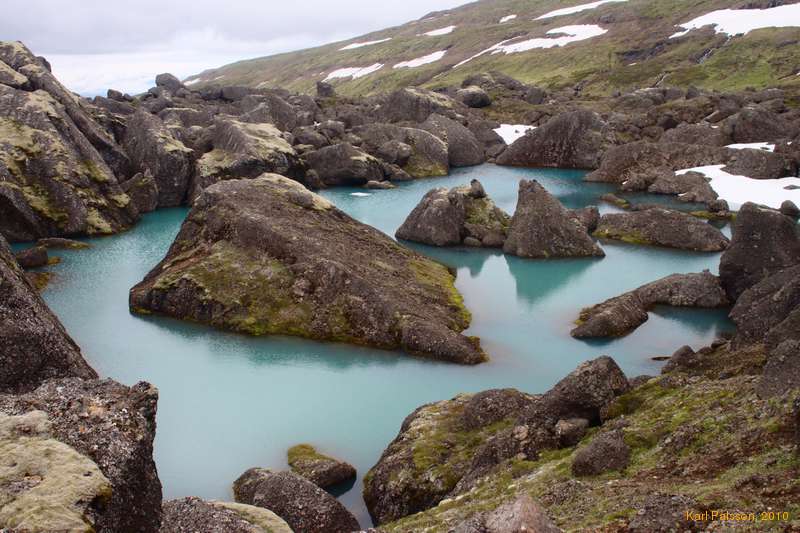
(32, 165, 732, 525)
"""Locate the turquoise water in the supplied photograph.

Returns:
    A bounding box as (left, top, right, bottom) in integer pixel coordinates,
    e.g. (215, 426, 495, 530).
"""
(28, 165, 732, 525)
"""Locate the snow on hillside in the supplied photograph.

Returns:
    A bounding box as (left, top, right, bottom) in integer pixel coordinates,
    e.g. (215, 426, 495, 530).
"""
(536, 0, 628, 20)
(324, 63, 384, 81)
(671, 4, 800, 38)
(394, 50, 447, 69)
(423, 25, 456, 36)
(499, 15, 517, 23)
(339, 38, 392, 51)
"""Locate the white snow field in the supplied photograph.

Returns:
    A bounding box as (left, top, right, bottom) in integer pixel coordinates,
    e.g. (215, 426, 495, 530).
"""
(671, 4, 800, 38)
(500, 15, 517, 23)
(393, 50, 447, 69)
(493, 124, 537, 145)
(536, 0, 628, 20)
(455, 25, 608, 67)
(339, 38, 392, 51)
(725, 142, 775, 152)
(676, 165, 800, 210)
(423, 25, 456, 36)
(323, 63, 384, 81)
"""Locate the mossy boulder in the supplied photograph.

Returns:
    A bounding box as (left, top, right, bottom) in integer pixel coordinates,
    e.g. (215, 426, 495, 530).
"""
(354, 123, 449, 178)
(287, 444, 356, 489)
(419, 113, 485, 167)
(593, 208, 729, 251)
(129, 174, 485, 364)
(161, 497, 293, 533)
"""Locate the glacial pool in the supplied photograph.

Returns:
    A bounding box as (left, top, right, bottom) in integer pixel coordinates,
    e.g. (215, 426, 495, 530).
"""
(27, 164, 733, 526)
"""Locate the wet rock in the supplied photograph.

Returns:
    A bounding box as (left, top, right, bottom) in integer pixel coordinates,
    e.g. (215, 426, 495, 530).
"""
(287, 444, 356, 489)
(396, 180, 510, 247)
(571, 430, 630, 476)
(0, 378, 162, 532)
(420, 113, 485, 167)
(456, 86, 491, 108)
(233, 468, 359, 533)
(36, 237, 89, 249)
(497, 110, 614, 169)
(304, 142, 384, 186)
(647, 171, 718, 203)
(354, 123, 449, 178)
(13, 245, 48, 269)
(161, 497, 293, 533)
(593, 208, 729, 251)
(130, 175, 485, 364)
(0, 234, 96, 393)
(719, 202, 800, 301)
(572, 272, 728, 338)
(503, 180, 605, 258)
(122, 110, 194, 207)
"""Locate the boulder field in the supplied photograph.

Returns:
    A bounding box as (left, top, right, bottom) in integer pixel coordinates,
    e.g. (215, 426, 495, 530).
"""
(129, 175, 486, 364)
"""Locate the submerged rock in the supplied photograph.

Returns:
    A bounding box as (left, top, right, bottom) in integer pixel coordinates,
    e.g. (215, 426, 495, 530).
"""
(0, 234, 96, 393)
(287, 444, 356, 489)
(129, 175, 485, 364)
(396, 180, 510, 247)
(0, 378, 162, 532)
(593, 208, 729, 251)
(161, 497, 293, 533)
(572, 272, 728, 338)
(233, 468, 359, 533)
(503, 180, 605, 258)
(13, 245, 48, 268)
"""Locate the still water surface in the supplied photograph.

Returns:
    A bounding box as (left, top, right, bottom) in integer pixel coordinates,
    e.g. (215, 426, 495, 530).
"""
(33, 165, 732, 525)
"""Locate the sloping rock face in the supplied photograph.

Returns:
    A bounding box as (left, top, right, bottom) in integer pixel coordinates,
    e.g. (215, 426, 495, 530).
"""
(496, 110, 614, 169)
(0, 378, 162, 532)
(593, 208, 729, 251)
(0, 233, 96, 393)
(191, 117, 300, 200)
(161, 497, 293, 533)
(287, 444, 356, 489)
(0, 42, 138, 241)
(354, 123, 449, 178)
(396, 180, 509, 247)
(420, 114, 485, 167)
(503, 180, 605, 258)
(363, 357, 628, 525)
(719, 202, 800, 301)
(233, 468, 358, 533)
(304, 142, 384, 186)
(129, 175, 485, 364)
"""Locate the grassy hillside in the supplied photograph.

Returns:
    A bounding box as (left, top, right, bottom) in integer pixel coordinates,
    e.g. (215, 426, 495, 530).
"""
(186, 0, 800, 96)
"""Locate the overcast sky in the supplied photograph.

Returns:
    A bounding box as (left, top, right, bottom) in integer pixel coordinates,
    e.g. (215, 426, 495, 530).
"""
(2, 0, 467, 96)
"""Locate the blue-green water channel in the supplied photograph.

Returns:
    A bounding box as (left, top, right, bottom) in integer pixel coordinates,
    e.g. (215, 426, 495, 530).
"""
(29, 165, 732, 525)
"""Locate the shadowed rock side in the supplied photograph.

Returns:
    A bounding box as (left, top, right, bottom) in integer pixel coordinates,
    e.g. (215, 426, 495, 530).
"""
(161, 497, 293, 533)
(129, 175, 485, 364)
(503, 180, 605, 258)
(287, 444, 356, 489)
(233, 468, 359, 533)
(0, 42, 138, 241)
(0, 233, 96, 393)
(593, 208, 729, 251)
(363, 356, 628, 525)
(396, 179, 509, 248)
(0, 378, 162, 532)
(572, 271, 729, 338)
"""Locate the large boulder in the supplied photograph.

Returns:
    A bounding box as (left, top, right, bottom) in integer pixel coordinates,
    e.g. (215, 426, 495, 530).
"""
(0, 378, 162, 532)
(191, 117, 300, 200)
(593, 208, 729, 251)
(659, 123, 728, 146)
(722, 147, 795, 180)
(122, 110, 194, 207)
(354, 123, 449, 178)
(571, 430, 630, 476)
(161, 497, 293, 533)
(723, 106, 798, 144)
(719, 202, 800, 301)
(121, 171, 159, 213)
(287, 444, 356, 489)
(381, 88, 461, 123)
(396, 180, 510, 247)
(233, 468, 359, 533)
(0, 234, 96, 393)
(303, 142, 384, 186)
(572, 272, 729, 338)
(729, 265, 800, 347)
(503, 180, 605, 258)
(129, 175, 485, 364)
(155, 73, 185, 93)
(647, 171, 718, 204)
(497, 110, 614, 169)
(420, 113, 485, 167)
(456, 86, 491, 108)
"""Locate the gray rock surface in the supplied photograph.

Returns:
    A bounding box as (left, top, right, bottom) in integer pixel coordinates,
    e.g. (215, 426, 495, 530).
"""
(593, 208, 729, 251)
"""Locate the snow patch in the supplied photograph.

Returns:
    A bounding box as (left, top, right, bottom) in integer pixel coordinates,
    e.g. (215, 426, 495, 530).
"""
(423, 25, 456, 36)
(725, 142, 775, 152)
(670, 4, 800, 39)
(323, 63, 384, 81)
(500, 15, 517, 23)
(676, 165, 800, 210)
(494, 124, 537, 145)
(394, 50, 447, 69)
(536, 0, 628, 20)
(455, 25, 607, 67)
(184, 78, 201, 86)
(339, 38, 392, 51)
